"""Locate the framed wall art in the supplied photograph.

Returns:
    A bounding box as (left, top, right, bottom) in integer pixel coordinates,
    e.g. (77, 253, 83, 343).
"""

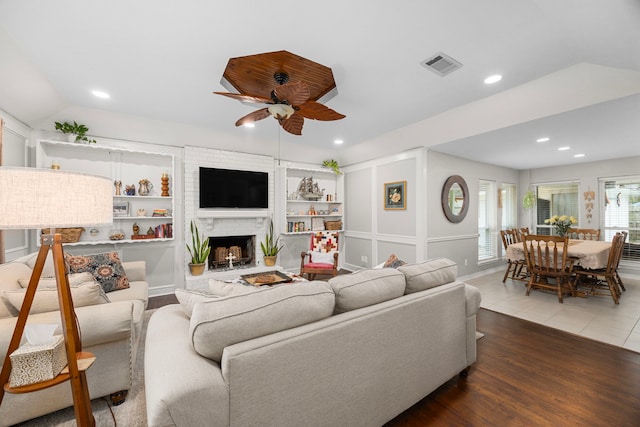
(384, 181, 406, 210)
(113, 201, 129, 217)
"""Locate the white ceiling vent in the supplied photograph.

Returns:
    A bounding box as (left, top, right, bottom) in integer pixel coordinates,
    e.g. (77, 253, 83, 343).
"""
(421, 52, 463, 77)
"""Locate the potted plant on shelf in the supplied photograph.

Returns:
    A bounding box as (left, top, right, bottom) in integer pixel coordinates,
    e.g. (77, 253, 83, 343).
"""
(260, 219, 284, 267)
(186, 220, 210, 275)
(54, 121, 97, 144)
(322, 159, 342, 175)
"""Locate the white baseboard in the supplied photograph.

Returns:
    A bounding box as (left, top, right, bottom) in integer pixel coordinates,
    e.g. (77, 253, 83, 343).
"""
(148, 284, 176, 297)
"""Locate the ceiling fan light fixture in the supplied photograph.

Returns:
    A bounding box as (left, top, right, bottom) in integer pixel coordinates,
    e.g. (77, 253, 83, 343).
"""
(268, 104, 295, 120)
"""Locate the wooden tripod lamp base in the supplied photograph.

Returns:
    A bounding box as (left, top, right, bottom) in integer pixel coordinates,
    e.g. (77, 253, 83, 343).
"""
(0, 234, 96, 426)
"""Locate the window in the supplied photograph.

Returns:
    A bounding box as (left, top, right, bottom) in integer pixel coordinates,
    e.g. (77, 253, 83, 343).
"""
(534, 182, 579, 235)
(601, 177, 640, 262)
(501, 183, 517, 256)
(501, 183, 517, 229)
(478, 180, 498, 262)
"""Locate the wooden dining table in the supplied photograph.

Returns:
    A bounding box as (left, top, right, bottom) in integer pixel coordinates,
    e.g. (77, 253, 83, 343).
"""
(506, 239, 612, 270)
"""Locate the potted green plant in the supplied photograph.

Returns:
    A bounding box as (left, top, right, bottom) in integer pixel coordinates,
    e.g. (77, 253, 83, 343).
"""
(186, 220, 211, 275)
(260, 219, 284, 266)
(54, 121, 97, 144)
(322, 159, 342, 175)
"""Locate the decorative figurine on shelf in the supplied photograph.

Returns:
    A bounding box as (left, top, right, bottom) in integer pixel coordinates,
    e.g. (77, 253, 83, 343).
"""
(146, 227, 155, 236)
(308, 204, 317, 215)
(225, 252, 236, 269)
(114, 180, 122, 196)
(132, 222, 140, 235)
(161, 173, 170, 197)
(137, 208, 146, 217)
(138, 179, 153, 196)
(125, 184, 136, 196)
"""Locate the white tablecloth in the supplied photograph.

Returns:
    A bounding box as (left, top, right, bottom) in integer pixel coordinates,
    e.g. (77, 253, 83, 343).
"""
(506, 240, 612, 270)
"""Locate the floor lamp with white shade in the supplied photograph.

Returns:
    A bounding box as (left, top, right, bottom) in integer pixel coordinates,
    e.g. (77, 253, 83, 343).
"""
(0, 167, 113, 427)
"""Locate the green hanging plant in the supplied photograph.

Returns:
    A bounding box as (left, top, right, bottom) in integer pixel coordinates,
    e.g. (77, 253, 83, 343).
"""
(54, 121, 96, 144)
(322, 159, 342, 174)
(522, 190, 536, 210)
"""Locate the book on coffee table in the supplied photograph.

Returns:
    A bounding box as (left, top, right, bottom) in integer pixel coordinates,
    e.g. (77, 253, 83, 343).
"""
(240, 270, 293, 286)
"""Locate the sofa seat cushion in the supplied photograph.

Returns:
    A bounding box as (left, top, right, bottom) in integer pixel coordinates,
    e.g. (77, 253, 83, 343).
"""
(328, 268, 406, 314)
(2, 281, 110, 315)
(398, 258, 458, 294)
(190, 281, 335, 363)
(304, 262, 334, 268)
(107, 281, 149, 308)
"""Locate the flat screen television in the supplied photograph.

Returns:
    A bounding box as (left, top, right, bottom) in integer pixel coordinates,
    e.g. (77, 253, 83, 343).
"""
(199, 167, 268, 209)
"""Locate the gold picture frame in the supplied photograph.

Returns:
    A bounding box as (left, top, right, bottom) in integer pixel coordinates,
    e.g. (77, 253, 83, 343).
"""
(384, 181, 406, 210)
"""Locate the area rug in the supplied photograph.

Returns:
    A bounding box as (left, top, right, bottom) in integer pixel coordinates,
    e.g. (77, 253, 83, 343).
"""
(15, 309, 155, 426)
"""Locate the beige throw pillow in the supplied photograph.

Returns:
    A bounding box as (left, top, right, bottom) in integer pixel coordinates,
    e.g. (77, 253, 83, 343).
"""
(175, 288, 218, 317)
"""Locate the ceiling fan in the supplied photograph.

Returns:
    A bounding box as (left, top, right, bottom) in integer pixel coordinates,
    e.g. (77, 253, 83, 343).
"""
(214, 72, 345, 135)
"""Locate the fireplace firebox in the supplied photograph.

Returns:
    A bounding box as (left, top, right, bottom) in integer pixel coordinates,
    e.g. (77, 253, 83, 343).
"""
(207, 235, 256, 270)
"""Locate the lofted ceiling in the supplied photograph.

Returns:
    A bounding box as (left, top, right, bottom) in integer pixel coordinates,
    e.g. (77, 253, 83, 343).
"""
(0, 0, 639, 169)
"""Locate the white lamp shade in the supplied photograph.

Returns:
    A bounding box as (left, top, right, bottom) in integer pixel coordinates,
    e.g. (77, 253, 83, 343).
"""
(0, 167, 113, 229)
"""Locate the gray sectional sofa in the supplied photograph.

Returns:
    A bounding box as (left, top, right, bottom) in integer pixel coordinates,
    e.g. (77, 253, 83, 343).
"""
(145, 258, 481, 427)
(0, 251, 148, 426)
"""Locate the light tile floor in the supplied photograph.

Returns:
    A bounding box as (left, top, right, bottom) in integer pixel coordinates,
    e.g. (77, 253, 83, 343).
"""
(465, 270, 640, 353)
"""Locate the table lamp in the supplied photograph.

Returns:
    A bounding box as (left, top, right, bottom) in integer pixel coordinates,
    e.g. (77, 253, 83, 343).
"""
(0, 167, 113, 427)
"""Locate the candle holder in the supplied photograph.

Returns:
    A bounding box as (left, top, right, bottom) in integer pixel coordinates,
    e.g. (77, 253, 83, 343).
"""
(161, 173, 170, 197)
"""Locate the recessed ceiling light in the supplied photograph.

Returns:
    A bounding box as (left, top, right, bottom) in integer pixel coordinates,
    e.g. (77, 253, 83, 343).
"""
(574, 154, 585, 158)
(558, 146, 571, 151)
(536, 137, 550, 143)
(243, 123, 255, 128)
(91, 90, 110, 99)
(484, 74, 502, 84)
(334, 139, 343, 145)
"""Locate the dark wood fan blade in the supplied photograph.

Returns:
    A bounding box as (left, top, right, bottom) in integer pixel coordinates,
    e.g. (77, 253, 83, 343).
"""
(280, 113, 304, 135)
(235, 108, 271, 127)
(214, 92, 272, 105)
(274, 81, 310, 106)
(297, 100, 345, 121)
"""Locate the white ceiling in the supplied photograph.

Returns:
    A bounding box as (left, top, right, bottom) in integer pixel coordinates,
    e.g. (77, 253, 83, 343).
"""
(1, 0, 639, 169)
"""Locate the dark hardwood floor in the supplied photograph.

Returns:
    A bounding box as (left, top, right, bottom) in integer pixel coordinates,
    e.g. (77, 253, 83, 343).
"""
(385, 309, 640, 426)
(147, 296, 640, 426)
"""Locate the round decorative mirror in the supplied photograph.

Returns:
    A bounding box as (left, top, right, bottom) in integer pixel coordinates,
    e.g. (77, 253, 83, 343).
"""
(441, 175, 469, 223)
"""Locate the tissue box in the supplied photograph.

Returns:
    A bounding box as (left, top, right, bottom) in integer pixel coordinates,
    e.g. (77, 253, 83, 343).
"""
(9, 335, 66, 388)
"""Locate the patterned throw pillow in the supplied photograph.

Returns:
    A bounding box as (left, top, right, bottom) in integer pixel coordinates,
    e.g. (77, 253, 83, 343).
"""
(65, 252, 130, 293)
(383, 254, 406, 269)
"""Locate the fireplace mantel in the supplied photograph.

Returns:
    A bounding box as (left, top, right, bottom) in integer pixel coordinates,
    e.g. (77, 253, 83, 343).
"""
(197, 209, 270, 230)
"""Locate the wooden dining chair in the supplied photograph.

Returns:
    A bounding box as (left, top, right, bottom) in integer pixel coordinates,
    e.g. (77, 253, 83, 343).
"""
(573, 232, 624, 304)
(515, 227, 530, 243)
(500, 229, 527, 283)
(522, 234, 575, 303)
(568, 228, 600, 240)
(615, 231, 628, 292)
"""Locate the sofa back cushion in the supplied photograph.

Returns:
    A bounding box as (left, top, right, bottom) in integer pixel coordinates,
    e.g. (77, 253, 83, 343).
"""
(190, 281, 335, 363)
(17, 272, 94, 289)
(328, 268, 406, 314)
(2, 281, 110, 315)
(0, 262, 33, 318)
(398, 258, 458, 294)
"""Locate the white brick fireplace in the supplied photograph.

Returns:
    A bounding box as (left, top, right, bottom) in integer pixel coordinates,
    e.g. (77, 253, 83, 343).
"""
(184, 146, 276, 288)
